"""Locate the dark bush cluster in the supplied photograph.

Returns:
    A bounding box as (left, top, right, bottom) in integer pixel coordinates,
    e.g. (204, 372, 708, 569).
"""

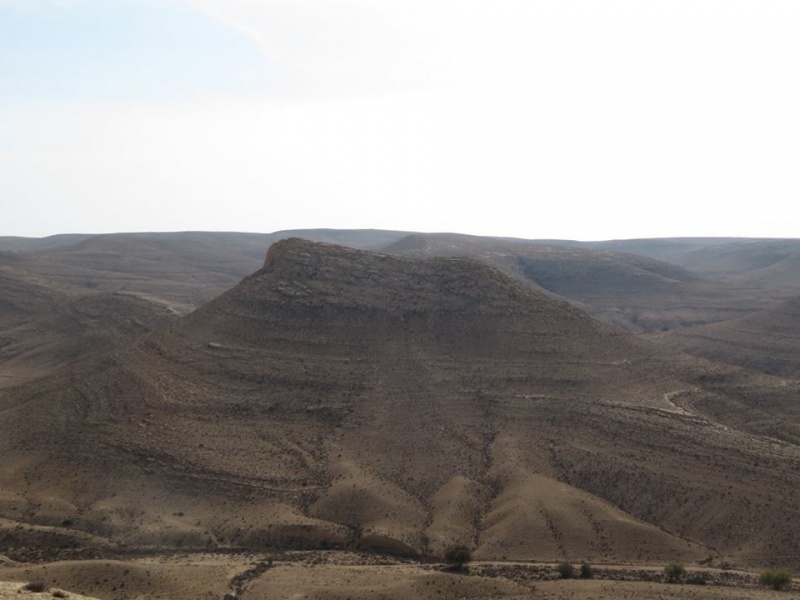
(557, 561, 575, 579)
(579, 562, 594, 579)
(664, 562, 686, 583)
(758, 569, 791, 590)
(444, 545, 472, 571)
(686, 573, 708, 585)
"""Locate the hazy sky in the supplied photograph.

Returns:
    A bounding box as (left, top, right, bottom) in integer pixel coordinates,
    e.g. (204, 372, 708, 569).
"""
(2, 0, 799, 240)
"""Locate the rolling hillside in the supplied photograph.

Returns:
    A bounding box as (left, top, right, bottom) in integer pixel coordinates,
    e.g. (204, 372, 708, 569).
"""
(0, 266, 178, 388)
(1, 240, 799, 569)
(383, 233, 760, 332)
(0, 230, 410, 307)
(651, 296, 800, 379)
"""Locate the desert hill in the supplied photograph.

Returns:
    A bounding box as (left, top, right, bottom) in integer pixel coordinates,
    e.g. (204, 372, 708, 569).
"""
(5, 232, 800, 328)
(0, 234, 94, 254)
(0, 230, 410, 307)
(0, 266, 79, 328)
(546, 237, 800, 274)
(0, 266, 178, 387)
(6, 231, 797, 335)
(2, 239, 800, 569)
(382, 233, 760, 332)
(562, 237, 800, 300)
(0, 232, 283, 307)
(650, 296, 800, 379)
(655, 238, 800, 279)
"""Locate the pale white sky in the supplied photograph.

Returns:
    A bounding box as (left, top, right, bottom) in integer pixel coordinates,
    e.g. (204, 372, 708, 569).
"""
(2, 0, 799, 240)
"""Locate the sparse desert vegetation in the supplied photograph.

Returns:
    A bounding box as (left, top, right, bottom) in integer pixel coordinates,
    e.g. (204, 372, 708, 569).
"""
(664, 562, 686, 583)
(1, 231, 800, 599)
(557, 561, 575, 579)
(759, 570, 792, 590)
(443, 545, 472, 571)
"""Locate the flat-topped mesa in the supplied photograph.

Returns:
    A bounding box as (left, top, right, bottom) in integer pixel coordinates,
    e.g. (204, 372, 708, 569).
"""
(263, 237, 404, 272)
(254, 237, 592, 321)
(263, 237, 321, 268)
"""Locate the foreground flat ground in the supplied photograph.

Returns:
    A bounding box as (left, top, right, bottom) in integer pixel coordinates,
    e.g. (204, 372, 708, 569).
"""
(1, 553, 797, 600)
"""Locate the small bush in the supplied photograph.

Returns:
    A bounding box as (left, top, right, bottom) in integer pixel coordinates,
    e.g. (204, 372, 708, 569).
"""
(557, 561, 575, 579)
(759, 570, 791, 590)
(444, 545, 472, 570)
(23, 581, 48, 593)
(579, 562, 594, 579)
(664, 562, 686, 583)
(687, 573, 707, 585)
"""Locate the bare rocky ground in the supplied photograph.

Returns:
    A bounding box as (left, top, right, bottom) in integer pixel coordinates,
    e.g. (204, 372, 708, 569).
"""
(6, 240, 800, 568)
(3, 232, 800, 599)
(1, 551, 797, 600)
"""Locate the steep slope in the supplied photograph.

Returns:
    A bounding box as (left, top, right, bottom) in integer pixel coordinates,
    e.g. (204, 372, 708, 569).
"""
(650, 296, 800, 379)
(1, 240, 799, 568)
(383, 233, 757, 332)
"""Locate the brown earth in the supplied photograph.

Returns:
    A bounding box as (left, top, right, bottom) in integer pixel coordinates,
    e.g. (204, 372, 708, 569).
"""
(7, 231, 798, 334)
(2, 554, 797, 600)
(382, 233, 773, 333)
(0, 581, 101, 600)
(551, 237, 800, 279)
(0, 230, 409, 307)
(650, 296, 800, 379)
(0, 267, 178, 388)
(565, 237, 800, 304)
(2, 239, 800, 574)
(5, 231, 799, 337)
(0, 554, 239, 600)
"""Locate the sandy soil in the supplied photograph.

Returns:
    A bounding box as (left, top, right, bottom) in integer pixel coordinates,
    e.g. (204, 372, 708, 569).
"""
(0, 554, 248, 600)
(4, 238, 800, 577)
(532, 579, 796, 600)
(0, 581, 100, 600)
(1, 554, 797, 600)
(247, 561, 798, 600)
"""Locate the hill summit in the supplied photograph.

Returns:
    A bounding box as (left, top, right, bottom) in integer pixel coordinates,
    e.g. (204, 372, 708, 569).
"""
(1, 239, 800, 567)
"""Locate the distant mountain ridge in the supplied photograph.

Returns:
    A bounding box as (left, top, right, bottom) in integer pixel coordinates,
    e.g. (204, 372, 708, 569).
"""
(651, 295, 800, 379)
(3, 230, 799, 332)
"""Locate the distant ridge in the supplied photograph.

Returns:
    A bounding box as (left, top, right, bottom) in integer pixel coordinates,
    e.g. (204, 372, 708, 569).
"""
(0, 230, 412, 306)
(383, 232, 757, 332)
(3, 231, 799, 331)
(651, 295, 800, 379)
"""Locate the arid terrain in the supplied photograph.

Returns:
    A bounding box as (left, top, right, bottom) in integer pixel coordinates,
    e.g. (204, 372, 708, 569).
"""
(1, 231, 799, 599)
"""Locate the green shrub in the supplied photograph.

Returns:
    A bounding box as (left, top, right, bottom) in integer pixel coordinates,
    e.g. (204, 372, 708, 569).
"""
(22, 582, 47, 593)
(557, 561, 575, 579)
(758, 570, 791, 590)
(579, 562, 594, 579)
(687, 573, 707, 585)
(444, 545, 472, 570)
(664, 562, 686, 583)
